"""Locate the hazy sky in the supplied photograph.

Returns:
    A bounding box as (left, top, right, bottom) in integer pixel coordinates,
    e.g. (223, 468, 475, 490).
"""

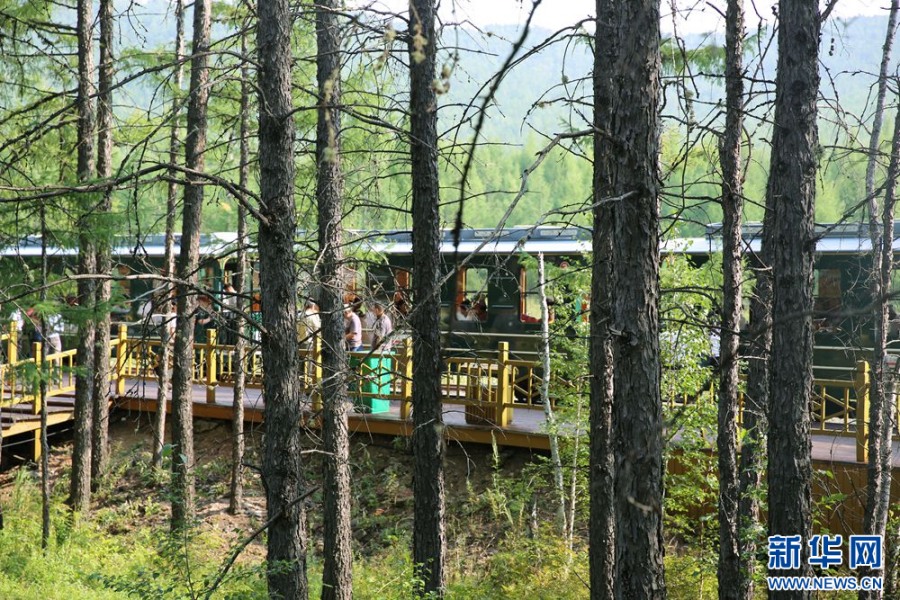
(367, 0, 891, 34)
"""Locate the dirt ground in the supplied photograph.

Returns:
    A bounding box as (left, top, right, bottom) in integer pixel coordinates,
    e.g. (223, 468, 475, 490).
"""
(0, 408, 547, 561)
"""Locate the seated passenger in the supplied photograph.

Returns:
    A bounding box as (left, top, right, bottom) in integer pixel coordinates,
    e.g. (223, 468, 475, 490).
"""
(471, 295, 488, 322)
(456, 299, 474, 321)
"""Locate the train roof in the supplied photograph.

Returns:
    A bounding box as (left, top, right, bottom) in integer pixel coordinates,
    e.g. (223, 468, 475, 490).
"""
(350, 226, 592, 255)
(669, 222, 900, 256)
(0, 232, 239, 259)
(8, 222, 897, 261)
(0, 227, 593, 259)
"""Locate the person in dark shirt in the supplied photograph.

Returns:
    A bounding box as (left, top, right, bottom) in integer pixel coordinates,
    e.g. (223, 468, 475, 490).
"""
(343, 305, 362, 351)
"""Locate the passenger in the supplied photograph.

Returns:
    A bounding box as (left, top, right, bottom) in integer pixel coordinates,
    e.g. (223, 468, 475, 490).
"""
(194, 294, 216, 344)
(471, 295, 488, 322)
(343, 304, 363, 352)
(45, 312, 63, 354)
(221, 284, 239, 345)
(371, 301, 393, 350)
(359, 303, 375, 348)
(456, 299, 473, 321)
(393, 291, 410, 317)
(298, 299, 321, 349)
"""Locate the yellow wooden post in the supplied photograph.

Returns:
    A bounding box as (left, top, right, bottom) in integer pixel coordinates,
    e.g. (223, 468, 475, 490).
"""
(497, 342, 511, 427)
(31, 341, 41, 415)
(399, 339, 413, 420)
(116, 325, 127, 397)
(7, 320, 17, 364)
(7, 322, 17, 396)
(31, 340, 42, 461)
(855, 360, 870, 463)
(206, 328, 218, 403)
(311, 336, 323, 413)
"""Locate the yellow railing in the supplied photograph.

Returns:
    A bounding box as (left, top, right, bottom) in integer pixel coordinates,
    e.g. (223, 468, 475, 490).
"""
(0, 319, 890, 463)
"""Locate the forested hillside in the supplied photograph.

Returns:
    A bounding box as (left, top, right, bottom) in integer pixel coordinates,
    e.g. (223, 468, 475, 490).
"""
(38, 6, 893, 235)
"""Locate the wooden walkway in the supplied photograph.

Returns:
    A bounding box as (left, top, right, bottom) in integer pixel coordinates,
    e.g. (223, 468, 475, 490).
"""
(114, 378, 554, 451)
(109, 376, 900, 469)
(0, 326, 893, 472)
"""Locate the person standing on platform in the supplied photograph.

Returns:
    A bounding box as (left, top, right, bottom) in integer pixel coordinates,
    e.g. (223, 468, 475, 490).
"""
(371, 301, 393, 350)
(221, 283, 238, 345)
(343, 305, 362, 352)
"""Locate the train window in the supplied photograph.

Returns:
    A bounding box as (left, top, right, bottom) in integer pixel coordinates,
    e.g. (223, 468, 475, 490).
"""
(519, 266, 555, 323)
(814, 269, 842, 323)
(341, 264, 366, 304)
(393, 268, 411, 317)
(456, 267, 488, 322)
(519, 267, 541, 323)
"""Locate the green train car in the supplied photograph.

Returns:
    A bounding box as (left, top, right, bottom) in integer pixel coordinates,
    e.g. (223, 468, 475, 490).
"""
(681, 222, 891, 381)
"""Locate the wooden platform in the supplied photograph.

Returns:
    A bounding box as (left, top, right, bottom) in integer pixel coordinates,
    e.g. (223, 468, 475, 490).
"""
(110, 377, 900, 467)
(115, 378, 553, 451)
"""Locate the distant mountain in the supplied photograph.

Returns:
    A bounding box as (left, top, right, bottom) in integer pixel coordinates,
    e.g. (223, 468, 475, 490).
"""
(447, 15, 898, 142)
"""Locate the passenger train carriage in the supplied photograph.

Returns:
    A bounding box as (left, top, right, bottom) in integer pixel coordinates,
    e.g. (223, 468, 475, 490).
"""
(2, 222, 889, 382)
(0, 227, 591, 360)
(678, 222, 897, 382)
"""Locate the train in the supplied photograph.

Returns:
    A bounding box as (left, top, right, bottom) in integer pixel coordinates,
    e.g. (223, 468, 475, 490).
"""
(0, 227, 593, 359)
(1, 222, 890, 379)
(678, 221, 894, 380)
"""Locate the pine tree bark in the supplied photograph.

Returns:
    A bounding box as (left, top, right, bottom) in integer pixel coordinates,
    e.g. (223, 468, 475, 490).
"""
(595, 0, 667, 596)
(717, 0, 746, 597)
(861, 6, 900, 598)
(153, 0, 186, 471)
(766, 0, 820, 593)
(739, 194, 772, 600)
(70, 0, 96, 514)
(316, 2, 352, 598)
(228, 30, 250, 517)
(408, 0, 446, 595)
(589, 0, 616, 584)
(862, 77, 900, 600)
(170, 0, 211, 531)
(258, 0, 309, 597)
(91, 0, 114, 489)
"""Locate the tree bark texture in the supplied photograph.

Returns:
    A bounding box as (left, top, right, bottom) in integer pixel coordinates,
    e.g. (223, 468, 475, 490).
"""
(316, 2, 353, 599)
(92, 0, 114, 489)
(596, 0, 666, 597)
(258, 0, 309, 597)
(171, 0, 211, 531)
(861, 87, 900, 600)
(590, 0, 616, 593)
(717, 0, 746, 597)
(154, 0, 186, 471)
(766, 0, 820, 593)
(70, 0, 96, 514)
(229, 30, 250, 518)
(408, 0, 446, 596)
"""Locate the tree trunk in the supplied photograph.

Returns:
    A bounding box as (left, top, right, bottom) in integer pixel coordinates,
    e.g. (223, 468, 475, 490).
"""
(228, 30, 249, 518)
(408, 0, 446, 595)
(590, 1, 617, 595)
(316, 2, 352, 599)
(538, 253, 566, 536)
(596, 0, 667, 596)
(861, 6, 900, 598)
(153, 0, 186, 472)
(40, 205, 50, 549)
(717, 0, 746, 597)
(766, 0, 820, 593)
(70, 0, 96, 515)
(862, 82, 900, 600)
(170, 0, 211, 531)
(91, 0, 114, 490)
(258, 0, 309, 597)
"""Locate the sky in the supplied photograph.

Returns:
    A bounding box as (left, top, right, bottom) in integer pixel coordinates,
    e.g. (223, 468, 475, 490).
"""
(365, 0, 892, 34)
